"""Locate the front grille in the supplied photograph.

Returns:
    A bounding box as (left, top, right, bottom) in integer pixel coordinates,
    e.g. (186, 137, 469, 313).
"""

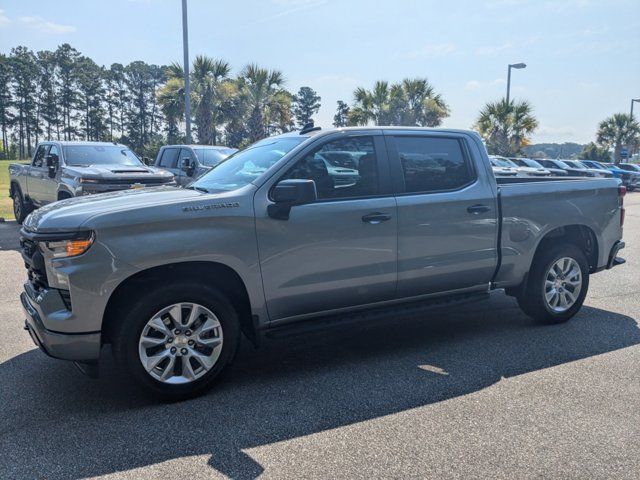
(20, 238, 48, 289)
(98, 177, 170, 185)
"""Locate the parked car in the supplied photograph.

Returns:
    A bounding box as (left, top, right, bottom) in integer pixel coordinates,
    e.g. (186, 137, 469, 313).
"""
(561, 159, 611, 178)
(9, 141, 175, 223)
(618, 163, 640, 175)
(19, 127, 626, 399)
(581, 160, 639, 190)
(154, 145, 238, 186)
(508, 158, 552, 176)
(489, 157, 519, 177)
(532, 159, 570, 177)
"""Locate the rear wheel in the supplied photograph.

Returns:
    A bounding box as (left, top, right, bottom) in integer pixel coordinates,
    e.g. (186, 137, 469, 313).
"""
(517, 244, 589, 324)
(112, 282, 240, 400)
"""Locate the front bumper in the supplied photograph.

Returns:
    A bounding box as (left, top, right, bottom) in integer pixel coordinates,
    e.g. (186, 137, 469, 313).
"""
(21, 284, 101, 362)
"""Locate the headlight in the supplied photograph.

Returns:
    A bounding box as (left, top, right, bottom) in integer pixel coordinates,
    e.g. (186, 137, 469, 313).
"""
(80, 178, 99, 184)
(45, 232, 94, 258)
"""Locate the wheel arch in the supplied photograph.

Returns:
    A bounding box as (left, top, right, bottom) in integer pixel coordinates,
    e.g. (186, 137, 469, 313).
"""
(102, 261, 256, 347)
(533, 224, 598, 272)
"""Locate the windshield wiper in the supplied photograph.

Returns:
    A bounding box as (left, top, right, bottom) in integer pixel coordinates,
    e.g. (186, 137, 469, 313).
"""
(187, 185, 209, 193)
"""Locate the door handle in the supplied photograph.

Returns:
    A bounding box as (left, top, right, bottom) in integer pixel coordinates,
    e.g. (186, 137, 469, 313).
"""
(467, 204, 490, 215)
(362, 212, 392, 224)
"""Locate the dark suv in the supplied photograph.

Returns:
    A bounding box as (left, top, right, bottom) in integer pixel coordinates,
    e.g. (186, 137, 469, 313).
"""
(154, 145, 238, 186)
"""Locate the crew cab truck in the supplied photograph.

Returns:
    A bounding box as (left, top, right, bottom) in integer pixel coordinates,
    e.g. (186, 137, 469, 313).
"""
(154, 144, 238, 186)
(18, 127, 626, 399)
(9, 141, 175, 223)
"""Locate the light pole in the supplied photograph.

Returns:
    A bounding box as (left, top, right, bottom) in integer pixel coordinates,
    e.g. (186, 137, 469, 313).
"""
(506, 63, 526, 105)
(631, 98, 640, 120)
(182, 0, 191, 144)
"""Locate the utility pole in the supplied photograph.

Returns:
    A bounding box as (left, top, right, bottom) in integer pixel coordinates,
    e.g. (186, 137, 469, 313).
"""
(182, 0, 191, 144)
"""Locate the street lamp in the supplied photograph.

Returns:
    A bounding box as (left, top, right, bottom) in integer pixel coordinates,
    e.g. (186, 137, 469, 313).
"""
(506, 63, 526, 105)
(631, 98, 640, 120)
(182, 0, 191, 144)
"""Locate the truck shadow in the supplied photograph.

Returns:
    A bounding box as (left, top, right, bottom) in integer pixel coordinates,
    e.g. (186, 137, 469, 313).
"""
(0, 220, 20, 251)
(0, 293, 638, 479)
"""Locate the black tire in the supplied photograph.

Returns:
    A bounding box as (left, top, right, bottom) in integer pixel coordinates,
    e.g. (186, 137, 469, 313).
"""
(112, 282, 240, 400)
(517, 243, 589, 324)
(11, 185, 33, 224)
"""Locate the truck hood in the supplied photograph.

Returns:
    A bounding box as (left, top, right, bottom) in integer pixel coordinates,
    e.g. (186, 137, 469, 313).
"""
(63, 164, 173, 180)
(23, 187, 209, 232)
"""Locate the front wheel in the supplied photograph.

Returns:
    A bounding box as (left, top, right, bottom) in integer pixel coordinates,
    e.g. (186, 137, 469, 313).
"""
(112, 283, 240, 400)
(517, 244, 589, 324)
(11, 187, 33, 224)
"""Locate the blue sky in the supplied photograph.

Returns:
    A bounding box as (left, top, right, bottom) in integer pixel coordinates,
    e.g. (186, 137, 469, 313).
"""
(1, 0, 639, 144)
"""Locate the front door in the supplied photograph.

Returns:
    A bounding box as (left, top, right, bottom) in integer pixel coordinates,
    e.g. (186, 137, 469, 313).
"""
(179, 148, 198, 186)
(26, 145, 50, 206)
(386, 133, 499, 298)
(157, 147, 181, 183)
(255, 134, 398, 322)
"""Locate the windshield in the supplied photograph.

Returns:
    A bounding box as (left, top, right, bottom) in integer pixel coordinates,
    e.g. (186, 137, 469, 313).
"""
(490, 157, 516, 167)
(63, 145, 142, 166)
(62, 145, 143, 167)
(191, 136, 306, 192)
(564, 160, 586, 170)
(522, 159, 544, 168)
(196, 147, 238, 167)
(553, 160, 571, 169)
(585, 161, 605, 170)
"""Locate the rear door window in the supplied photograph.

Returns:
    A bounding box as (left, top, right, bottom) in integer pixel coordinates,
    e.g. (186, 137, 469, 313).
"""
(159, 148, 179, 168)
(393, 136, 475, 193)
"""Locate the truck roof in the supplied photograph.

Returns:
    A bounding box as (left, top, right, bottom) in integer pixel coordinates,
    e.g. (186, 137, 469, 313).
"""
(161, 145, 236, 149)
(38, 140, 129, 147)
(279, 126, 478, 139)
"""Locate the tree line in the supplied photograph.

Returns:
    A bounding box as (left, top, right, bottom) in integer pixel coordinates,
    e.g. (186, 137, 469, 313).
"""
(1, 42, 637, 163)
(0, 44, 327, 160)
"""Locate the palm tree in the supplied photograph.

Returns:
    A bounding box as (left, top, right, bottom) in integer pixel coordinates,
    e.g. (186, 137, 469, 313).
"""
(347, 78, 449, 127)
(597, 113, 640, 164)
(475, 98, 538, 156)
(190, 55, 231, 145)
(238, 64, 288, 143)
(157, 77, 184, 144)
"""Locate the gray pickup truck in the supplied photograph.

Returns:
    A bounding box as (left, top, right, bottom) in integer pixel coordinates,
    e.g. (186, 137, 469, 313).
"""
(9, 141, 175, 223)
(154, 144, 238, 186)
(18, 127, 626, 399)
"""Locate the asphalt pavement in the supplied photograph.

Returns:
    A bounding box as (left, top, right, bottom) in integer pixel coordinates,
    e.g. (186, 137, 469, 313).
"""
(0, 197, 639, 479)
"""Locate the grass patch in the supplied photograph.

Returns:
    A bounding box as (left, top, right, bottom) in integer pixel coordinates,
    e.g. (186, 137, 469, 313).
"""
(0, 160, 28, 221)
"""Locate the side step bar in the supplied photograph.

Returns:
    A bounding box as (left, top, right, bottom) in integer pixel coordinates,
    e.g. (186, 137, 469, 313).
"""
(264, 291, 489, 340)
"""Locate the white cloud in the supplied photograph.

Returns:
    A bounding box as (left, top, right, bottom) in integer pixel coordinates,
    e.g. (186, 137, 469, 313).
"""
(464, 78, 505, 91)
(249, 0, 326, 25)
(0, 9, 10, 28)
(19, 16, 76, 34)
(403, 43, 456, 59)
(475, 41, 513, 56)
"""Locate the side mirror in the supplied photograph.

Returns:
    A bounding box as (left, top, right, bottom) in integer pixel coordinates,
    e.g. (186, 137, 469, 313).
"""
(268, 179, 317, 220)
(45, 154, 58, 178)
(142, 156, 152, 166)
(181, 157, 195, 176)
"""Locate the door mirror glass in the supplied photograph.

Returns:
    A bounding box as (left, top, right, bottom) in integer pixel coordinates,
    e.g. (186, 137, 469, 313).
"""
(268, 179, 317, 220)
(45, 154, 58, 177)
(181, 157, 195, 175)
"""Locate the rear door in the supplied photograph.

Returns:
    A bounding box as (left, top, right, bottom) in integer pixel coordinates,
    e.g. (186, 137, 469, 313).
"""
(255, 133, 398, 322)
(386, 132, 499, 298)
